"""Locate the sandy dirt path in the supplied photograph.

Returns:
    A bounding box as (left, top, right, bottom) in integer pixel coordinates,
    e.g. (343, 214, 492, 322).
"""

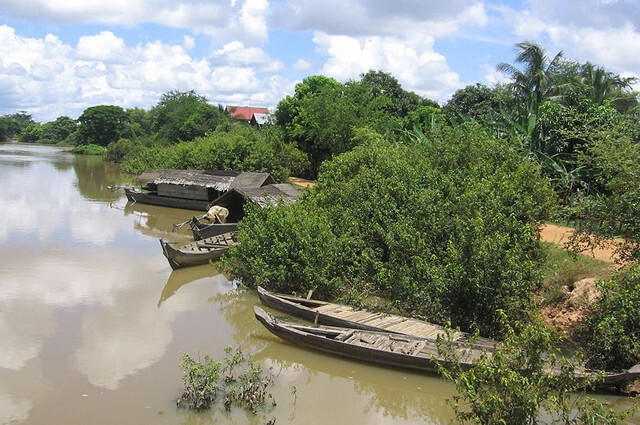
(540, 223, 621, 264)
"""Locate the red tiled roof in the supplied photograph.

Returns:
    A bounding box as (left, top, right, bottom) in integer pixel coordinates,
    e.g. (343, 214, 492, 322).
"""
(226, 105, 269, 121)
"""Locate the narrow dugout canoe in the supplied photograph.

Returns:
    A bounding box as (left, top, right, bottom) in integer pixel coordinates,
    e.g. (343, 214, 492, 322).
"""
(160, 231, 237, 270)
(255, 307, 640, 389)
(257, 286, 496, 349)
(254, 306, 483, 374)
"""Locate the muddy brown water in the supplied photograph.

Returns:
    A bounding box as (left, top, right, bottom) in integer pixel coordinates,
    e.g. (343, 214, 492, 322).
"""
(0, 143, 636, 425)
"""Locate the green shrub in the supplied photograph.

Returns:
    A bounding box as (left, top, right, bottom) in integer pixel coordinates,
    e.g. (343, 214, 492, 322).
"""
(577, 263, 640, 370)
(438, 314, 633, 424)
(177, 346, 274, 414)
(70, 144, 106, 155)
(227, 124, 557, 337)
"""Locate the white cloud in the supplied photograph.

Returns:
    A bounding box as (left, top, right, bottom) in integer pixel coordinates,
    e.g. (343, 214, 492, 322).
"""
(76, 31, 127, 62)
(314, 33, 462, 103)
(293, 58, 312, 72)
(0, 24, 289, 121)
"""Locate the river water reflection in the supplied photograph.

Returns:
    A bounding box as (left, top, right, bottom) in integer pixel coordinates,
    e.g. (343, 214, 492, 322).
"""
(0, 143, 636, 425)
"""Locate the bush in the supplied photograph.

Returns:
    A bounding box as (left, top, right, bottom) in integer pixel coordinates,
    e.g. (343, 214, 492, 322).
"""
(577, 263, 640, 370)
(121, 124, 310, 180)
(177, 346, 274, 414)
(438, 314, 633, 424)
(70, 144, 106, 155)
(227, 124, 557, 337)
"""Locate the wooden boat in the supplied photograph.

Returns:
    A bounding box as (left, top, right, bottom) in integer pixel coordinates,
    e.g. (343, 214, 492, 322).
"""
(257, 286, 496, 349)
(125, 187, 210, 211)
(255, 307, 640, 388)
(189, 215, 239, 240)
(159, 232, 237, 270)
(255, 306, 490, 374)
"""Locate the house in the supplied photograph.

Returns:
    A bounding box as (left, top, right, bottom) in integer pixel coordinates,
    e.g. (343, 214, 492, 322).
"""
(225, 105, 269, 125)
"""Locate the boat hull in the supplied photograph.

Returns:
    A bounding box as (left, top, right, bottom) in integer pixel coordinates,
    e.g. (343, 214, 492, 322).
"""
(160, 232, 237, 270)
(125, 188, 210, 211)
(189, 216, 239, 240)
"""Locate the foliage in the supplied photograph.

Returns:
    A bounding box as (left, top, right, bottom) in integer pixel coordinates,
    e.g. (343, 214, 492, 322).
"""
(70, 144, 106, 155)
(442, 83, 508, 124)
(104, 138, 145, 162)
(0, 112, 34, 141)
(150, 90, 227, 144)
(18, 122, 44, 143)
(41, 116, 77, 144)
(437, 314, 633, 424)
(228, 124, 556, 336)
(222, 202, 345, 299)
(577, 263, 640, 371)
(567, 121, 640, 261)
(177, 346, 274, 414)
(121, 123, 309, 181)
(274, 71, 433, 177)
(75, 105, 131, 147)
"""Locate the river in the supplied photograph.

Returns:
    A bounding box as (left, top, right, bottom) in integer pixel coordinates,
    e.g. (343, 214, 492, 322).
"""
(0, 143, 636, 425)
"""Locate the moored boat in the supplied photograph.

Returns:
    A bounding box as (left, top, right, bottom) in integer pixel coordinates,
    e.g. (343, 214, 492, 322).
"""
(254, 307, 640, 389)
(160, 231, 237, 270)
(125, 187, 210, 211)
(257, 286, 496, 349)
(189, 215, 239, 240)
(254, 306, 483, 374)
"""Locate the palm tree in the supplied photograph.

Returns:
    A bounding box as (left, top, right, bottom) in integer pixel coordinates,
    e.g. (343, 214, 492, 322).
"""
(497, 41, 564, 114)
(580, 63, 637, 111)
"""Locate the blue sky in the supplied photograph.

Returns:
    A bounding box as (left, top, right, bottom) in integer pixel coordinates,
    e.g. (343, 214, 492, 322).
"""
(0, 0, 638, 122)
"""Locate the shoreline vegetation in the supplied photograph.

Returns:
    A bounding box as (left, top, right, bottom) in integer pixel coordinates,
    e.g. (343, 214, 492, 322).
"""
(2, 40, 639, 422)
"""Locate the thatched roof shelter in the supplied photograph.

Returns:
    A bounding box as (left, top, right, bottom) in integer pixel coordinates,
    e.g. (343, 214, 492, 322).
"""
(137, 169, 241, 192)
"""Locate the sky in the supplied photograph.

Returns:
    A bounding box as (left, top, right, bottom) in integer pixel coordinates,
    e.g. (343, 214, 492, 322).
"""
(0, 0, 638, 123)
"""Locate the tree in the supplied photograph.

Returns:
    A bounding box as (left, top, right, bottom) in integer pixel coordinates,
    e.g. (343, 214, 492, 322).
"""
(442, 83, 507, 124)
(75, 105, 130, 147)
(578, 63, 637, 112)
(41, 116, 77, 144)
(497, 41, 564, 114)
(150, 90, 226, 144)
(17, 123, 43, 143)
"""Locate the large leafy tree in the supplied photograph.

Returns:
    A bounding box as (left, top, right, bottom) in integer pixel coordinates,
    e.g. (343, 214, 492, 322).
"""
(442, 83, 507, 124)
(150, 90, 226, 144)
(75, 105, 130, 146)
(275, 71, 432, 177)
(41, 116, 77, 144)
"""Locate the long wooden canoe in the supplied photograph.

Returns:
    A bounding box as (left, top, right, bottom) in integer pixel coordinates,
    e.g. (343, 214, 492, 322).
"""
(254, 306, 484, 374)
(255, 307, 640, 389)
(160, 232, 237, 270)
(125, 187, 210, 211)
(189, 216, 239, 240)
(257, 286, 496, 349)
